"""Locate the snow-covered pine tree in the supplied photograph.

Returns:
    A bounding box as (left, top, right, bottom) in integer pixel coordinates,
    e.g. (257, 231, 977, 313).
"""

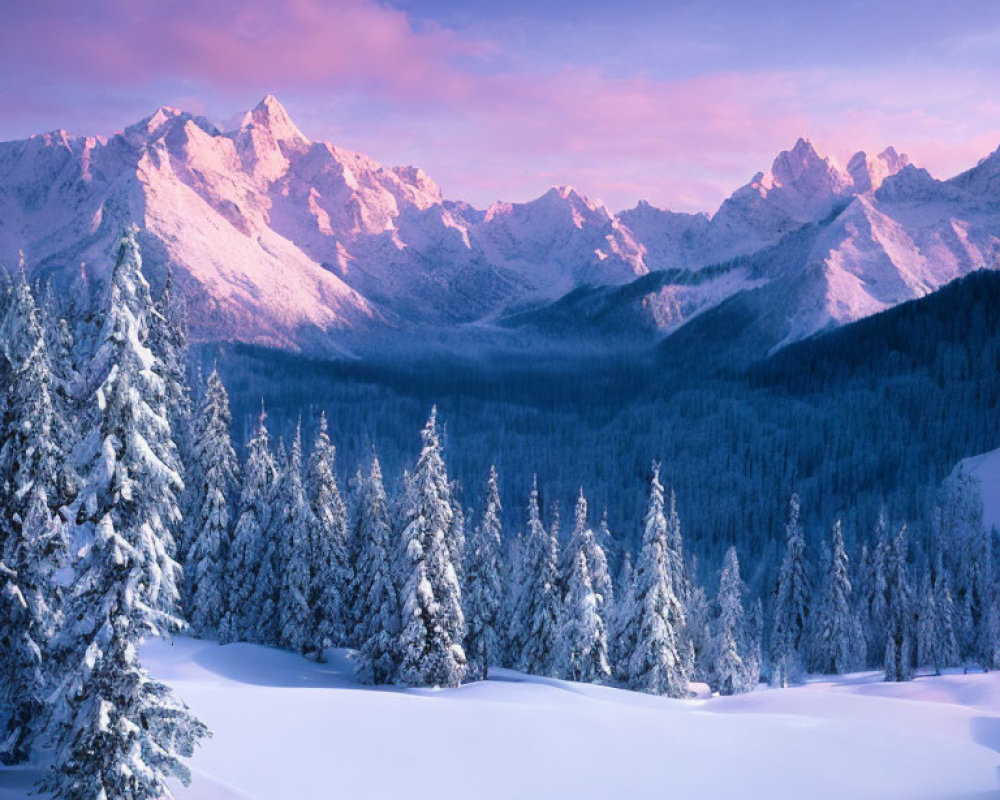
(0, 486, 65, 763)
(770, 493, 811, 687)
(39, 515, 208, 800)
(500, 530, 525, 669)
(73, 227, 184, 619)
(809, 520, 865, 674)
(464, 465, 504, 681)
(353, 454, 400, 685)
(711, 546, 758, 695)
(559, 489, 613, 620)
(0, 560, 44, 765)
(149, 264, 193, 560)
(558, 549, 611, 683)
(0, 267, 70, 560)
(666, 488, 688, 606)
(683, 582, 712, 683)
(509, 477, 561, 677)
(884, 523, 914, 682)
(221, 406, 278, 644)
(609, 550, 635, 683)
(184, 369, 238, 638)
(856, 510, 891, 667)
(276, 425, 313, 655)
(305, 412, 351, 653)
(448, 480, 466, 588)
(396, 408, 466, 687)
(622, 464, 689, 697)
(41, 229, 207, 798)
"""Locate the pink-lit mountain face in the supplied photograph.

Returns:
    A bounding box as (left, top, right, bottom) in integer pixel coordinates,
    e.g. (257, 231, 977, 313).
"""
(1, 96, 998, 355)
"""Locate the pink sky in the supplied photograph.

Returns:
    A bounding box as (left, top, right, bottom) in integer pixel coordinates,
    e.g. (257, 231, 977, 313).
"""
(2, 0, 1000, 211)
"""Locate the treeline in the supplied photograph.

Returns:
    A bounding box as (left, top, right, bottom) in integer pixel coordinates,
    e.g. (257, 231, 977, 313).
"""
(1, 231, 998, 800)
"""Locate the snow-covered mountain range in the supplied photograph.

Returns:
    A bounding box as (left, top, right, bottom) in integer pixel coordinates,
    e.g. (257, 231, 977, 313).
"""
(2, 95, 998, 355)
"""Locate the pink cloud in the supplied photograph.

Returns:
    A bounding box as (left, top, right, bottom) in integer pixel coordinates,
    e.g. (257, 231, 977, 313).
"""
(1, 0, 481, 102)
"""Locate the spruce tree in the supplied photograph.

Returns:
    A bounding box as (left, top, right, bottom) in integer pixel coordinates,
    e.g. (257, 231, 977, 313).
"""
(771, 494, 811, 686)
(353, 455, 400, 684)
(464, 466, 504, 681)
(0, 268, 69, 561)
(221, 406, 278, 644)
(275, 425, 313, 655)
(558, 550, 611, 683)
(712, 547, 758, 695)
(560, 488, 613, 620)
(0, 561, 45, 765)
(810, 520, 865, 674)
(622, 464, 688, 697)
(396, 408, 466, 687)
(41, 229, 206, 798)
(609, 551, 635, 683)
(149, 265, 192, 560)
(306, 412, 351, 652)
(73, 227, 184, 618)
(509, 477, 561, 677)
(40, 517, 208, 800)
(884, 523, 914, 682)
(185, 369, 238, 638)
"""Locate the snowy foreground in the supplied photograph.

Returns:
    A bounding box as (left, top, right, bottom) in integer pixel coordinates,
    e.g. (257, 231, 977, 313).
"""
(3, 638, 1000, 800)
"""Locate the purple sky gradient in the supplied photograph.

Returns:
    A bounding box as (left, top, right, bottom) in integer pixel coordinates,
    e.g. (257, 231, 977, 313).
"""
(2, 0, 1000, 212)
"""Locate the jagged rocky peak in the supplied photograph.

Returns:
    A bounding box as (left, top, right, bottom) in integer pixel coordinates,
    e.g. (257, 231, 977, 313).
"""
(768, 137, 852, 197)
(238, 94, 309, 144)
(847, 146, 910, 193)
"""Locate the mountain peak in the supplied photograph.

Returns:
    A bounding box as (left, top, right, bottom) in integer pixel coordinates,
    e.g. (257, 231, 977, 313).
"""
(847, 146, 910, 193)
(240, 94, 308, 144)
(770, 137, 846, 191)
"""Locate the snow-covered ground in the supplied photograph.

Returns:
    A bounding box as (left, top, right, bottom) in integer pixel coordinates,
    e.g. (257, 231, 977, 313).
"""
(4, 637, 1000, 800)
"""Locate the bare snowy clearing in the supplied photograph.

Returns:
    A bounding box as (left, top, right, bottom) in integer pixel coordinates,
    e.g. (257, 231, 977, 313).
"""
(5, 637, 999, 800)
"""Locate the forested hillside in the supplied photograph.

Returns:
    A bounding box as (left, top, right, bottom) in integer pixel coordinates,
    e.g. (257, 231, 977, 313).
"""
(203, 269, 1000, 585)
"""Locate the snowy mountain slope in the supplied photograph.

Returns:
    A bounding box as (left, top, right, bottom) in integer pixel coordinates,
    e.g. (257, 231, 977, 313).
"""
(2, 97, 1000, 356)
(6, 636, 997, 800)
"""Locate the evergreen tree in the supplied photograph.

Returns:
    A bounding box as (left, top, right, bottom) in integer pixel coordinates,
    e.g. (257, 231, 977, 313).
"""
(353, 455, 400, 684)
(857, 510, 891, 667)
(0, 268, 69, 561)
(609, 551, 635, 684)
(221, 406, 278, 644)
(448, 481, 466, 588)
(40, 516, 208, 800)
(711, 547, 758, 695)
(771, 494, 811, 687)
(0, 485, 65, 763)
(684, 582, 713, 683)
(622, 464, 688, 697)
(276, 425, 313, 654)
(884, 523, 914, 682)
(306, 412, 351, 652)
(558, 550, 611, 683)
(560, 488, 613, 621)
(396, 408, 466, 687)
(509, 477, 561, 677)
(809, 520, 865, 674)
(185, 369, 238, 638)
(150, 265, 193, 559)
(0, 561, 44, 765)
(464, 466, 504, 681)
(73, 227, 184, 618)
(41, 230, 206, 798)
